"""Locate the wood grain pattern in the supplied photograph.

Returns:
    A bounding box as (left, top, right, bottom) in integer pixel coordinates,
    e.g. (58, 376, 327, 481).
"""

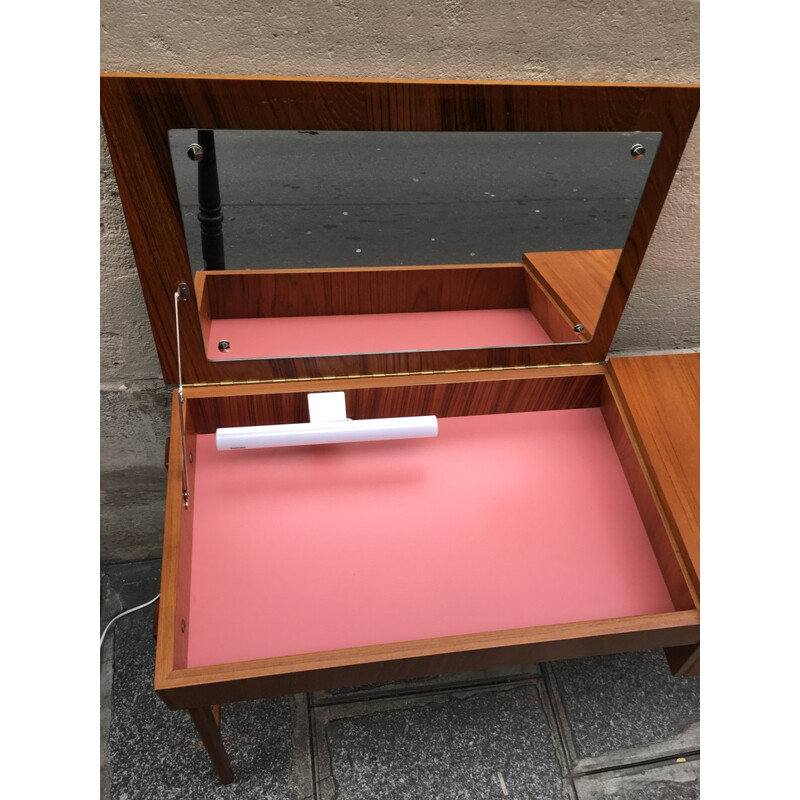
(600, 378, 697, 611)
(158, 610, 700, 709)
(100, 74, 699, 383)
(522, 265, 584, 343)
(524, 250, 621, 339)
(155, 398, 186, 686)
(201, 264, 528, 319)
(187, 706, 234, 784)
(194, 271, 213, 346)
(182, 365, 605, 433)
(607, 354, 700, 594)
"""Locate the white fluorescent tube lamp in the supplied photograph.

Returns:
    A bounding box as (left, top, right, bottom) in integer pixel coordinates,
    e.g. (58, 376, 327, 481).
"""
(216, 391, 438, 451)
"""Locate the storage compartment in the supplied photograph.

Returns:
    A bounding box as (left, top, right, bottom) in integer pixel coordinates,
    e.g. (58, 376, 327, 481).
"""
(194, 260, 606, 362)
(101, 73, 700, 784)
(161, 365, 697, 693)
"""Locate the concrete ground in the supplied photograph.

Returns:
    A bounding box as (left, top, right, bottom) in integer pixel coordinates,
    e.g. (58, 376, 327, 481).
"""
(101, 560, 699, 799)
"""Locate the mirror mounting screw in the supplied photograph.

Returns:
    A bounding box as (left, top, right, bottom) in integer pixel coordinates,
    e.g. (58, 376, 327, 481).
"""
(187, 144, 204, 162)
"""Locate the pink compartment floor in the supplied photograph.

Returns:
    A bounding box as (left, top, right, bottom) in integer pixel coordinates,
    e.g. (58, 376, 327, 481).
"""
(205, 308, 553, 360)
(186, 408, 674, 668)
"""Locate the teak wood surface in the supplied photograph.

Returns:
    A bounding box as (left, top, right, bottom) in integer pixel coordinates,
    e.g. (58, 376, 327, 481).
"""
(523, 249, 622, 339)
(155, 358, 699, 713)
(608, 353, 700, 676)
(607, 354, 700, 593)
(100, 74, 699, 384)
(197, 263, 529, 319)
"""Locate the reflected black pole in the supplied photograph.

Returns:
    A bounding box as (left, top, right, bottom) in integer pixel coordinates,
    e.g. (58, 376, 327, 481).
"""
(196, 129, 225, 270)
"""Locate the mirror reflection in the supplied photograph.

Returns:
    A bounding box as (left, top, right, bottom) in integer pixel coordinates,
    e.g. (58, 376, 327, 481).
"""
(168, 130, 661, 361)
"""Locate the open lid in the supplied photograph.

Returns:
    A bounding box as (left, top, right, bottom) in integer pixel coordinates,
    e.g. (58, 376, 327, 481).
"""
(100, 73, 698, 385)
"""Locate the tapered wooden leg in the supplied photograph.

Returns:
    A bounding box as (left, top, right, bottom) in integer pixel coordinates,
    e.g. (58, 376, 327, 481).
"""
(664, 644, 700, 676)
(188, 705, 235, 784)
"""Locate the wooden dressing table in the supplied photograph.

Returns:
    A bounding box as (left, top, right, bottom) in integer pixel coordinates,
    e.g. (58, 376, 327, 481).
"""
(101, 73, 700, 783)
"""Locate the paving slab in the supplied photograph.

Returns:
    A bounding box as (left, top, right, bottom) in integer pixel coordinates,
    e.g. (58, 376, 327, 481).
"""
(313, 681, 573, 800)
(312, 664, 541, 706)
(573, 758, 700, 799)
(101, 558, 162, 629)
(108, 608, 313, 799)
(546, 650, 699, 773)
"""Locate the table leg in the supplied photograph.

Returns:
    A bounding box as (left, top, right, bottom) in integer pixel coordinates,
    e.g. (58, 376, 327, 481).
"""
(188, 705, 235, 784)
(664, 644, 700, 676)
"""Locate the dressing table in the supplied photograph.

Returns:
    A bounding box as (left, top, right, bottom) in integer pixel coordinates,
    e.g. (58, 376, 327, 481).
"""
(101, 73, 700, 784)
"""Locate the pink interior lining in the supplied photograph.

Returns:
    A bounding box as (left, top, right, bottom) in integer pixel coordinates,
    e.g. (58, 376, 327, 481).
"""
(185, 408, 674, 668)
(205, 308, 553, 360)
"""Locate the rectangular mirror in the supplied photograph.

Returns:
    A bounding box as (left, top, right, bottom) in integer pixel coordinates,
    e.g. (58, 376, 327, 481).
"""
(168, 129, 661, 360)
(100, 74, 698, 384)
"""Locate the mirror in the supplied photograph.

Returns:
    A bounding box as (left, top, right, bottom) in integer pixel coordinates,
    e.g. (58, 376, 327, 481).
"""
(167, 129, 661, 361)
(101, 73, 699, 383)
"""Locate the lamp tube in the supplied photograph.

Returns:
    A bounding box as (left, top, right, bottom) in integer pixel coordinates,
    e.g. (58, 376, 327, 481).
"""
(216, 416, 438, 451)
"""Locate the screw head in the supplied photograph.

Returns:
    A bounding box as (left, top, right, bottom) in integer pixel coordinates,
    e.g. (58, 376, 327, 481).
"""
(218, 340, 231, 352)
(630, 144, 646, 160)
(574, 324, 585, 334)
(187, 143, 204, 162)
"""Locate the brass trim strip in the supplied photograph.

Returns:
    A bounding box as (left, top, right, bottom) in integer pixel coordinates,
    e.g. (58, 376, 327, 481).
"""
(184, 361, 605, 388)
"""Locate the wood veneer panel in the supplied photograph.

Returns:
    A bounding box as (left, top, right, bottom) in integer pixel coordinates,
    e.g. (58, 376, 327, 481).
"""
(201, 264, 528, 319)
(156, 399, 186, 684)
(194, 271, 212, 346)
(182, 368, 605, 433)
(156, 610, 700, 708)
(523, 266, 583, 343)
(100, 74, 699, 382)
(524, 250, 621, 339)
(601, 379, 697, 611)
(608, 354, 700, 594)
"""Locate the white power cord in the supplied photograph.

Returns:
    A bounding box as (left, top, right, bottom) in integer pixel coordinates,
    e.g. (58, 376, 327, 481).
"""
(100, 594, 160, 650)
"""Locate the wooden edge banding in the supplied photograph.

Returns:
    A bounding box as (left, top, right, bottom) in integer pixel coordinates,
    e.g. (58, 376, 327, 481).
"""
(155, 396, 184, 688)
(194, 271, 212, 345)
(600, 378, 698, 611)
(173, 429, 197, 671)
(183, 363, 606, 397)
(156, 611, 699, 708)
(158, 395, 200, 674)
(101, 72, 699, 89)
